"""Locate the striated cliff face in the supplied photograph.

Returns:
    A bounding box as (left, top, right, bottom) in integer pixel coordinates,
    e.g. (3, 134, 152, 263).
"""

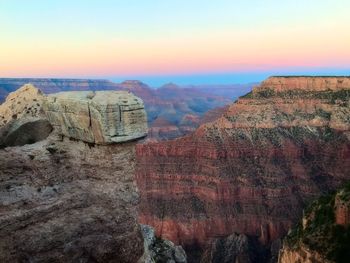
(0, 86, 147, 262)
(136, 76, 350, 259)
(278, 184, 350, 263)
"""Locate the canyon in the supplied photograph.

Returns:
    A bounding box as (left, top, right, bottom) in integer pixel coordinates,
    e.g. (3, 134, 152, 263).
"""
(136, 76, 350, 261)
(0, 78, 252, 141)
(1, 76, 349, 262)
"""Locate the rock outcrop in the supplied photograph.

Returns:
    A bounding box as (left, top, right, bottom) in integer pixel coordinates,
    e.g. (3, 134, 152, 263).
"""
(278, 183, 350, 263)
(44, 91, 148, 144)
(0, 87, 148, 262)
(136, 76, 350, 260)
(141, 224, 187, 263)
(0, 84, 52, 147)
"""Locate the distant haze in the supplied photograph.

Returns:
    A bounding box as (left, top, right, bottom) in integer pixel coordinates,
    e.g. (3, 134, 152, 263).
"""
(109, 69, 350, 87)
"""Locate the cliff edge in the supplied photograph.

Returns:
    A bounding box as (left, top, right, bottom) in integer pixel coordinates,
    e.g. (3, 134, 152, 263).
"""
(0, 86, 148, 262)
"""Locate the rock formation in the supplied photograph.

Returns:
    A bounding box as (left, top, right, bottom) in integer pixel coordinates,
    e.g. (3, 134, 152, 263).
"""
(0, 86, 148, 262)
(278, 183, 350, 263)
(0, 84, 52, 147)
(44, 91, 148, 144)
(136, 76, 350, 260)
(200, 233, 267, 263)
(141, 224, 187, 263)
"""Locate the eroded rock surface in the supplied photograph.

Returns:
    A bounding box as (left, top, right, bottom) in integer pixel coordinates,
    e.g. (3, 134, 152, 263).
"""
(136, 76, 350, 260)
(0, 134, 145, 262)
(44, 91, 148, 144)
(0, 84, 52, 147)
(0, 86, 149, 262)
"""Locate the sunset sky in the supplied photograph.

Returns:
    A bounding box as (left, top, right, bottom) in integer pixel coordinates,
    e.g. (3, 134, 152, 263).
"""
(1, 0, 350, 85)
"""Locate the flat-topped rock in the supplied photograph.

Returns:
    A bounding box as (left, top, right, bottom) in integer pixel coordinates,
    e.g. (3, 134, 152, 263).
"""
(255, 76, 350, 93)
(44, 91, 148, 144)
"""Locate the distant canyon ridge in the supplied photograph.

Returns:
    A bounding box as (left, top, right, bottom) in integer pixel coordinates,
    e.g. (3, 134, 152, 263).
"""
(0, 78, 253, 141)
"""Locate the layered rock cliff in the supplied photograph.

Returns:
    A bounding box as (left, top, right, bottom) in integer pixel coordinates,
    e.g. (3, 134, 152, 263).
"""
(278, 183, 350, 263)
(0, 86, 147, 262)
(136, 76, 350, 259)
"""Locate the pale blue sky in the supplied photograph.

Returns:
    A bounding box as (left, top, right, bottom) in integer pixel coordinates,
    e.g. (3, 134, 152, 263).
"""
(1, 0, 349, 85)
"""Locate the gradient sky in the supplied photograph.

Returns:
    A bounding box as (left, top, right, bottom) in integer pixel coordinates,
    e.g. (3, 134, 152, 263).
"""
(1, 0, 350, 85)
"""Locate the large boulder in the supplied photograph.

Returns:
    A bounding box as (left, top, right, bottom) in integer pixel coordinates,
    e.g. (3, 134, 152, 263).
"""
(0, 84, 52, 147)
(44, 91, 148, 144)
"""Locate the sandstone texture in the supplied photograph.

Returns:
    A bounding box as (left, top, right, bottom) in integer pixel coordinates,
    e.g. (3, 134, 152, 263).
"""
(278, 184, 350, 263)
(44, 91, 148, 144)
(136, 77, 350, 259)
(0, 84, 52, 147)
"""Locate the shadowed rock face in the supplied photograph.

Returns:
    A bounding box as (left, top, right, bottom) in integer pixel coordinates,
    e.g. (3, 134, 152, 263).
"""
(0, 137, 144, 262)
(279, 184, 350, 263)
(136, 76, 350, 259)
(44, 91, 148, 144)
(200, 233, 268, 263)
(3, 119, 52, 146)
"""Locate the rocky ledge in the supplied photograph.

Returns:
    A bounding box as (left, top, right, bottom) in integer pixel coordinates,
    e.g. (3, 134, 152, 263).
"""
(0, 85, 148, 262)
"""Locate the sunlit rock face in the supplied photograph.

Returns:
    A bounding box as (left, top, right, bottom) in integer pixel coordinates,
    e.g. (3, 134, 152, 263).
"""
(44, 91, 148, 144)
(0, 84, 52, 147)
(136, 76, 350, 259)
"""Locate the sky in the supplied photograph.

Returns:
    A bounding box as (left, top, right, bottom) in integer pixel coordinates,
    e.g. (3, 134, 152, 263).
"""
(1, 0, 350, 86)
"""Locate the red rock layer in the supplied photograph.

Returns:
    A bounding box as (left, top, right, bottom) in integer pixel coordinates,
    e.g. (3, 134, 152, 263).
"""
(335, 193, 350, 226)
(136, 77, 350, 251)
